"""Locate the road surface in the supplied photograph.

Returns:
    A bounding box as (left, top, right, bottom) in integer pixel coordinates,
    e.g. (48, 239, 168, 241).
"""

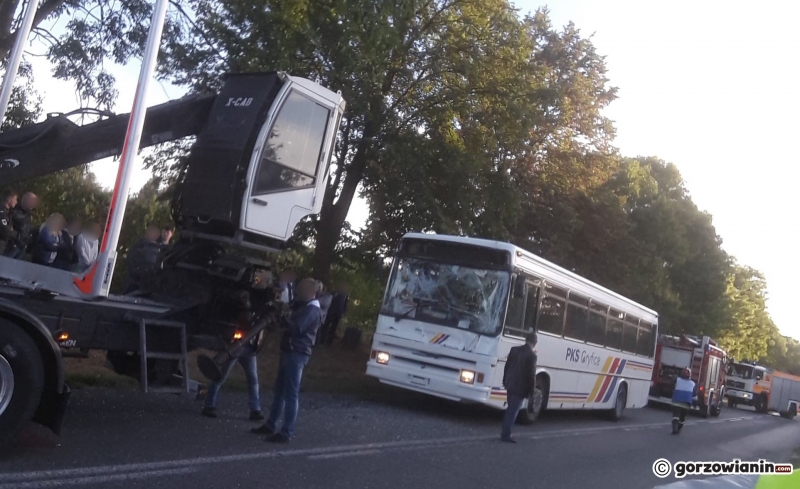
(0, 387, 798, 488)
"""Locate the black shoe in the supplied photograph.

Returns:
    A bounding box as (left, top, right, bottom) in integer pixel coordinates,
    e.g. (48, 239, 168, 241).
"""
(250, 411, 265, 421)
(500, 437, 517, 444)
(201, 407, 217, 418)
(250, 425, 274, 435)
(266, 433, 290, 443)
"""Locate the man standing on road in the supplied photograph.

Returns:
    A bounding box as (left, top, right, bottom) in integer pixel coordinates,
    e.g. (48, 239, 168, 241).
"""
(251, 278, 322, 443)
(501, 331, 537, 443)
(4, 191, 37, 259)
(671, 368, 697, 435)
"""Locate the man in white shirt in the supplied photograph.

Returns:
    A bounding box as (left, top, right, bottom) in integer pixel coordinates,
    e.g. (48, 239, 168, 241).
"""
(75, 221, 101, 273)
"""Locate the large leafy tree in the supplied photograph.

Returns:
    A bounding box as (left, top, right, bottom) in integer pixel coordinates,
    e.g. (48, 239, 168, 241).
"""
(153, 1, 619, 283)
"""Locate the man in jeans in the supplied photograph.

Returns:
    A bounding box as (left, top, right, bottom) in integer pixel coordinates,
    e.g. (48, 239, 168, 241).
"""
(251, 278, 321, 443)
(501, 331, 538, 443)
(201, 333, 263, 421)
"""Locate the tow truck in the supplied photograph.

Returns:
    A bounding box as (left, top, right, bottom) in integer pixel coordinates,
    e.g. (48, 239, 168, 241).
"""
(725, 360, 800, 419)
(648, 334, 726, 417)
(0, 0, 345, 446)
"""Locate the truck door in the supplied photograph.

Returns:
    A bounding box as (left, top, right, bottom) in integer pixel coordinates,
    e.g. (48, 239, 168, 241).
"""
(242, 78, 343, 241)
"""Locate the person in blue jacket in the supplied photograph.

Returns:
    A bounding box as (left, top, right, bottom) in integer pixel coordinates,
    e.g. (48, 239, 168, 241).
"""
(672, 368, 697, 434)
(251, 278, 322, 443)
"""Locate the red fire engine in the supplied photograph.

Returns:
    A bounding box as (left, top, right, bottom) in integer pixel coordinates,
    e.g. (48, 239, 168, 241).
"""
(648, 334, 727, 417)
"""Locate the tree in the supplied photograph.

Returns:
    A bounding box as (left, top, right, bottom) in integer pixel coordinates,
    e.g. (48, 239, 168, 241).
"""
(717, 264, 778, 362)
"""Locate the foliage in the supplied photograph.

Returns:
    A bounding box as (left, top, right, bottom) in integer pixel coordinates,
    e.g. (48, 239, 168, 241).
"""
(5, 0, 796, 371)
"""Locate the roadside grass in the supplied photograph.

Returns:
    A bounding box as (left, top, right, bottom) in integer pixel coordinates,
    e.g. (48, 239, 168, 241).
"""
(64, 335, 393, 399)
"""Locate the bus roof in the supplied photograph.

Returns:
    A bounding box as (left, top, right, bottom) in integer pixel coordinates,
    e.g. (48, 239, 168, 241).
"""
(401, 232, 658, 323)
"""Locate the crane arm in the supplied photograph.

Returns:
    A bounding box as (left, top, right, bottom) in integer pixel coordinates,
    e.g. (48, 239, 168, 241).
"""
(0, 94, 215, 185)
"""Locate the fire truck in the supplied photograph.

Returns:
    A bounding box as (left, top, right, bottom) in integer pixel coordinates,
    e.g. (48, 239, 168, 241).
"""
(725, 360, 800, 419)
(0, 0, 345, 446)
(648, 334, 727, 417)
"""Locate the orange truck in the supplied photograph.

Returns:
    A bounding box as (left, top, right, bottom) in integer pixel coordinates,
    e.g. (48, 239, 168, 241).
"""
(725, 360, 800, 419)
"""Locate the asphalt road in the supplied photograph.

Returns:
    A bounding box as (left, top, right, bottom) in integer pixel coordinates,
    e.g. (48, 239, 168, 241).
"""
(1, 387, 798, 489)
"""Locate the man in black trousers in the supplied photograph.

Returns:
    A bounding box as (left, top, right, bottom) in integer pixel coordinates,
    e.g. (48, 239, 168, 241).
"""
(501, 331, 537, 443)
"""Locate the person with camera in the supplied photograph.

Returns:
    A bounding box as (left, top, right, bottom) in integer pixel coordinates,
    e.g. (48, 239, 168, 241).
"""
(251, 278, 322, 443)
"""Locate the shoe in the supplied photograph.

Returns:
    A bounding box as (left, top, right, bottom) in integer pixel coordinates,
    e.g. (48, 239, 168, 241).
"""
(250, 425, 274, 435)
(201, 407, 217, 418)
(500, 437, 517, 444)
(266, 433, 290, 443)
(250, 411, 265, 421)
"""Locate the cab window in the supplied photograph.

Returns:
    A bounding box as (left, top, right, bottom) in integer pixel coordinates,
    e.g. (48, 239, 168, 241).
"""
(253, 90, 330, 194)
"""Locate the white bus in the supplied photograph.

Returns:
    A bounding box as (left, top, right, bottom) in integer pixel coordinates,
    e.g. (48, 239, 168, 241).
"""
(366, 233, 658, 422)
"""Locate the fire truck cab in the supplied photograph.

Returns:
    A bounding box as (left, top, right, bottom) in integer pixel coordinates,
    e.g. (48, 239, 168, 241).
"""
(648, 334, 727, 418)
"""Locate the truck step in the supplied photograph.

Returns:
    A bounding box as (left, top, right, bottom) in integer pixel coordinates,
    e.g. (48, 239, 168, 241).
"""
(146, 352, 185, 360)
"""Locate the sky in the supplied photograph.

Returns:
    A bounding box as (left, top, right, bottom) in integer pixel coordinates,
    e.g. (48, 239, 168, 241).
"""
(21, 1, 798, 339)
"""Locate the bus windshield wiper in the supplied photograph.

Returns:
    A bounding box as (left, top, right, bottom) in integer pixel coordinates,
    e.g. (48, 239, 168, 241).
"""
(395, 298, 435, 322)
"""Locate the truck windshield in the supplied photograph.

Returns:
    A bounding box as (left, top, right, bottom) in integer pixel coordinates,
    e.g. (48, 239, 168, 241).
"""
(727, 363, 753, 379)
(381, 256, 511, 336)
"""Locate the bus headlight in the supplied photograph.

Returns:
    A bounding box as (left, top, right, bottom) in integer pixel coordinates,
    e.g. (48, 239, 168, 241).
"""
(376, 352, 390, 365)
(460, 370, 475, 384)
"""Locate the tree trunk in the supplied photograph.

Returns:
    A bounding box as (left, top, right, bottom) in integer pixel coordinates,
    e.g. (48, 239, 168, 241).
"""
(311, 123, 374, 285)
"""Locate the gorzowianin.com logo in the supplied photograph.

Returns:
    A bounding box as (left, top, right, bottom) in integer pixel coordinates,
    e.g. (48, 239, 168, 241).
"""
(652, 458, 794, 479)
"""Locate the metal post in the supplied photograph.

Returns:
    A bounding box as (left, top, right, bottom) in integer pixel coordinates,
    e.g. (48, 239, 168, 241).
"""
(0, 0, 42, 129)
(91, 0, 170, 297)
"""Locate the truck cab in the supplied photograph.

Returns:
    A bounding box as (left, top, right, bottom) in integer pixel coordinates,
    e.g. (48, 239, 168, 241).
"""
(725, 361, 771, 411)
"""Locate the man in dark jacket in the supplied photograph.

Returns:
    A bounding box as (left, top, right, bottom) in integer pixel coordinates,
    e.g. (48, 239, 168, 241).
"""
(501, 331, 538, 443)
(0, 190, 17, 255)
(53, 216, 82, 271)
(320, 282, 349, 345)
(251, 278, 322, 443)
(4, 191, 37, 259)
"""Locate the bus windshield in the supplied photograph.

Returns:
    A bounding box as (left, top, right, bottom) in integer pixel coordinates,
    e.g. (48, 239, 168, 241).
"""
(727, 363, 753, 379)
(381, 256, 511, 336)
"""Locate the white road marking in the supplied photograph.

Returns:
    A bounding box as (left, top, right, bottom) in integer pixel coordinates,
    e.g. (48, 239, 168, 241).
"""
(0, 468, 196, 489)
(309, 449, 383, 460)
(0, 416, 753, 485)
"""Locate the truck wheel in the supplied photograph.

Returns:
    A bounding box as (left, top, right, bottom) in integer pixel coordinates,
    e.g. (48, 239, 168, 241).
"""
(710, 396, 722, 417)
(517, 379, 547, 425)
(0, 320, 45, 448)
(728, 398, 737, 408)
(608, 384, 627, 421)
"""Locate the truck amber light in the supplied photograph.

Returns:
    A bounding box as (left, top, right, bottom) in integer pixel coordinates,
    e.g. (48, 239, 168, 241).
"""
(376, 351, 390, 365)
(460, 370, 475, 384)
(57, 332, 69, 341)
(233, 331, 243, 340)
(477, 372, 484, 383)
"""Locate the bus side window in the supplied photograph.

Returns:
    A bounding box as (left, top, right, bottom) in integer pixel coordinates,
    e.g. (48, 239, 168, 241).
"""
(538, 294, 566, 336)
(586, 302, 608, 345)
(523, 285, 540, 332)
(504, 276, 526, 335)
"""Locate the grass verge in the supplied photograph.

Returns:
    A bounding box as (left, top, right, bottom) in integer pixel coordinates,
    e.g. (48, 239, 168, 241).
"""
(64, 336, 389, 398)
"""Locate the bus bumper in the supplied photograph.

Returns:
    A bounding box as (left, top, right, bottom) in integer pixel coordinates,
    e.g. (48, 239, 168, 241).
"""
(366, 362, 495, 407)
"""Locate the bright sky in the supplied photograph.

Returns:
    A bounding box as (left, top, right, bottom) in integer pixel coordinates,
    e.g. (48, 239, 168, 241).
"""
(23, 0, 798, 339)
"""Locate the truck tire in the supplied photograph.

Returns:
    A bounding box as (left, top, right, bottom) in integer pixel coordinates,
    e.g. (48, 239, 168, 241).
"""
(728, 398, 737, 408)
(710, 401, 722, 417)
(517, 378, 547, 425)
(608, 384, 627, 422)
(0, 320, 45, 448)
